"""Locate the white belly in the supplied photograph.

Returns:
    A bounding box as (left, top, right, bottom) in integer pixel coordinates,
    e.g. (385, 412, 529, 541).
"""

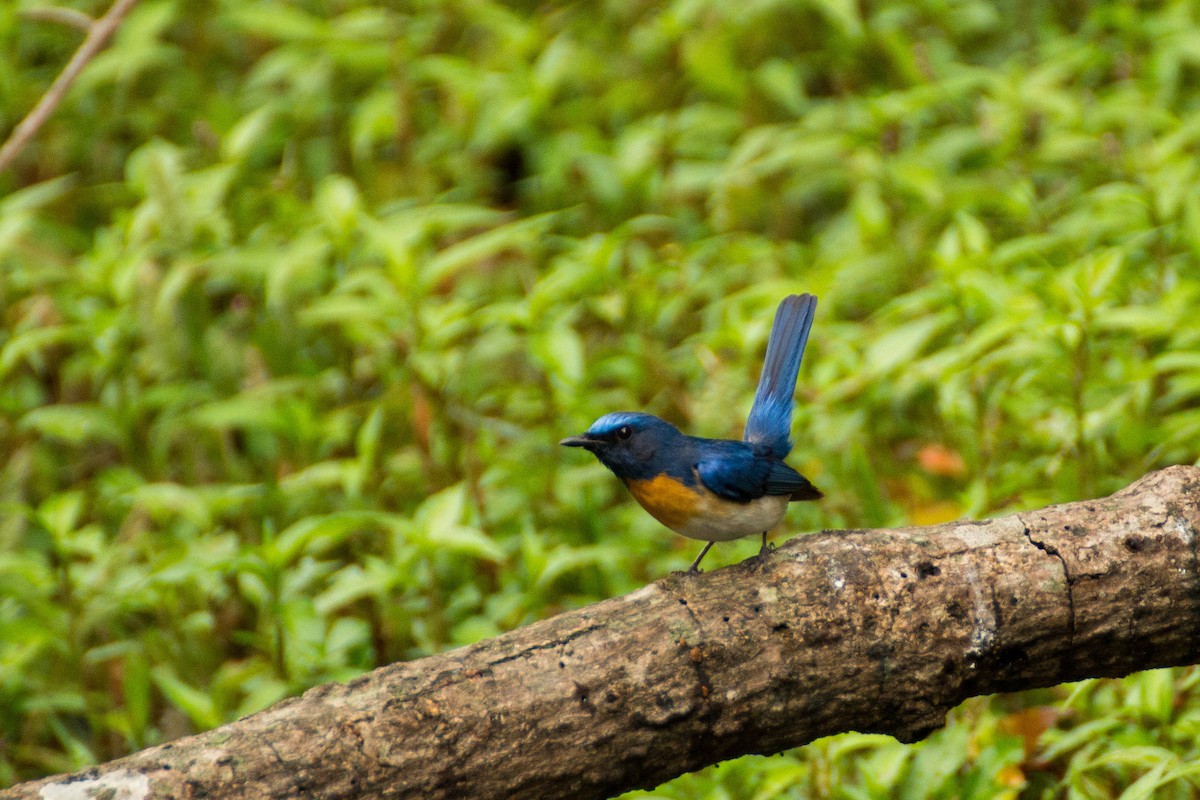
(673, 494, 790, 542)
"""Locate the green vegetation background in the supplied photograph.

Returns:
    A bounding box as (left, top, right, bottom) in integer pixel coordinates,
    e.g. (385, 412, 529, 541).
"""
(3, 0, 1200, 796)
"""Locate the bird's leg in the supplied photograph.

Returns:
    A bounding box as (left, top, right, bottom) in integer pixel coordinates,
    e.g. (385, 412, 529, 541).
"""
(688, 542, 715, 574)
(758, 531, 775, 558)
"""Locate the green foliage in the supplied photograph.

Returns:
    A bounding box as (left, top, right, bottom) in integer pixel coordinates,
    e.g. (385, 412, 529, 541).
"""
(2, 0, 1200, 795)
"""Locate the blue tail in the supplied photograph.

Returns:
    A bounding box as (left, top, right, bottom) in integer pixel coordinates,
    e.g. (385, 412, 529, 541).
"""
(743, 294, 817, 458)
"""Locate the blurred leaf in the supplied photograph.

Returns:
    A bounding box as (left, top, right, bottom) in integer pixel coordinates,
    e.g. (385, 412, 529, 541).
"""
(19, 406, 124, 447)
(272, 512, 393, 565)
(152, 667, 221, 730)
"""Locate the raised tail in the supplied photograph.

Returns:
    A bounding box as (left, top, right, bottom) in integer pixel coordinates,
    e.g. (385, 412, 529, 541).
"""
(743, 293, 817, 458)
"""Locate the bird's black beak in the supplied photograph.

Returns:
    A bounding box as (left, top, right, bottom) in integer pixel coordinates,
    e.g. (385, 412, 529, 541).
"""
(560, 435, 596, 449)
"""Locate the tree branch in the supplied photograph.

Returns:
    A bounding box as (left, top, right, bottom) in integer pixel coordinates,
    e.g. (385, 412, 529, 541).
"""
(0, 0, 141, 175)
(5, 466, 1200, 800)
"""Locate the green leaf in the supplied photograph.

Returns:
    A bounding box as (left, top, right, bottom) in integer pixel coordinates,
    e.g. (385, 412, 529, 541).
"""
(36, 491, 84, 539)
(271, 512, 394, 565)
(421, 213, 557, 290)
(226, 3, 330, 41)
(152, 667, 222, 730)
(0, 326, 87, 379)
(19, 405, 124, 447)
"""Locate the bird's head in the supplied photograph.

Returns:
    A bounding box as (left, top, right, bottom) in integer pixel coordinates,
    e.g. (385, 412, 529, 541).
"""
(560, 412, 683, 480)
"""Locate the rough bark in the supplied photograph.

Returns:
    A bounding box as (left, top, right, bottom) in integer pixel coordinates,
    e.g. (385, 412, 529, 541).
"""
(7, 466, 1200, 800)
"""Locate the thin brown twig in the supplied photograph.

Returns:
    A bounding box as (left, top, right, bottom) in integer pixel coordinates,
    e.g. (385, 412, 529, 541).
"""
(21, 7, 95, 32)
(0, 0, 142, 175)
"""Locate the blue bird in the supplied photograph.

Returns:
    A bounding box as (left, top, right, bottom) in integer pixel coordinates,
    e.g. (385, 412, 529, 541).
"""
(561, 294, 822, 573)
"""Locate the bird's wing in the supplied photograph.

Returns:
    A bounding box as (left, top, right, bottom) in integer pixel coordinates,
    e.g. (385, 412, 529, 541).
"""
(696, 441, 822, 502)
(696, 448, 770, 502)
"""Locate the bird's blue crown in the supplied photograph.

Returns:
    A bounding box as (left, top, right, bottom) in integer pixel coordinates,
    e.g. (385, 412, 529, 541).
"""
(585, 412, 666, 437)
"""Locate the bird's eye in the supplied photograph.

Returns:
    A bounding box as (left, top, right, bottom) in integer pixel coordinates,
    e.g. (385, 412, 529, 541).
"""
(616, 426, 632, 440)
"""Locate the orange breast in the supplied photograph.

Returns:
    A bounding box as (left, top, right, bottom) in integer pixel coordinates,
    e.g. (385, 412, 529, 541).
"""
(626, 472, 791, 542)
(625, 474, 702, 531)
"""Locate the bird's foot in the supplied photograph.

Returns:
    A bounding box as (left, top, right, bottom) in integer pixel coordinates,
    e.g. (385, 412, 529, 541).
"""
(686, 542, 715, 575)
(756, 532, 776, 560)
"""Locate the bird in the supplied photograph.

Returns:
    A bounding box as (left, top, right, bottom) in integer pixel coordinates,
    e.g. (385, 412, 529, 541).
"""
(560, 294, 822, 573)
